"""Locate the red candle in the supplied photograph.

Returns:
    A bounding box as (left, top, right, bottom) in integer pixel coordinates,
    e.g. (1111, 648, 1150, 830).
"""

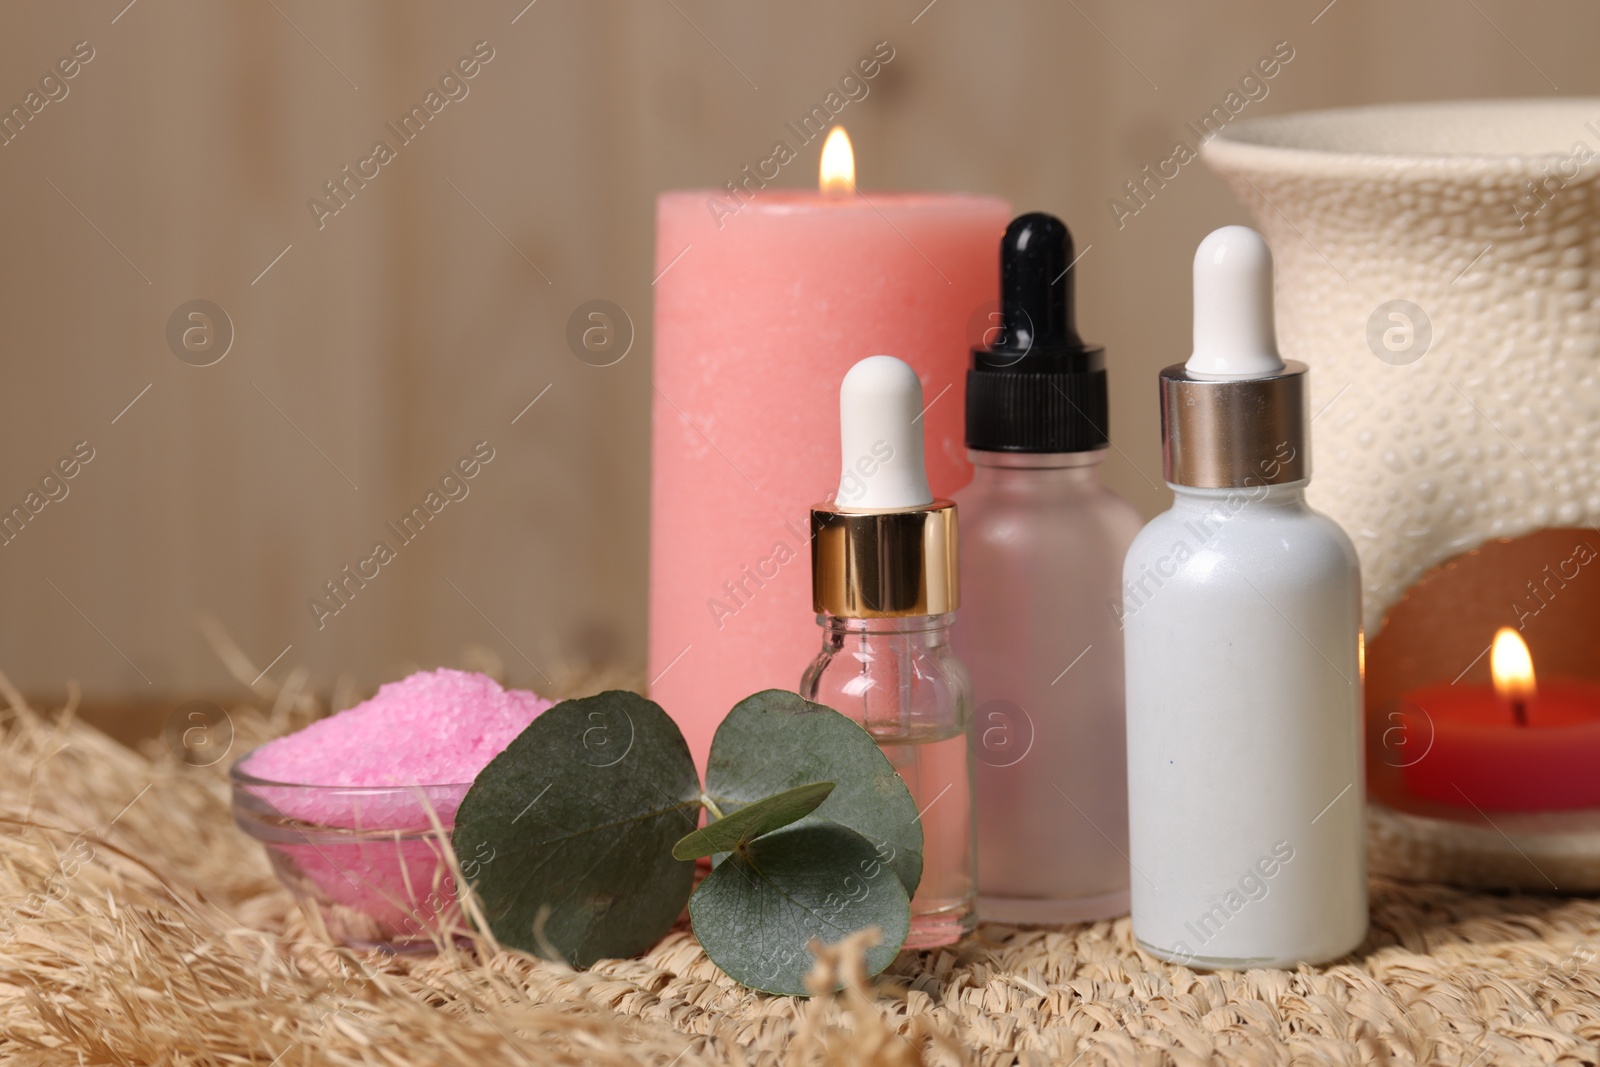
(1398, 628, 1600, 811)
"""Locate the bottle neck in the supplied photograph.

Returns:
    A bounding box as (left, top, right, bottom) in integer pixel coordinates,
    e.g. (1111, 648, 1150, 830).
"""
(1168, 480, 1308, 511)
(966, 448, 1107, 489)
(816, 612, 955, 636)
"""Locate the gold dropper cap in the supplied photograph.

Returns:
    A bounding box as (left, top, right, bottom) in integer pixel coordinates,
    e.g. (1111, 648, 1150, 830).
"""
(809, 355, 959, 619)
(810, 501, 959, 618)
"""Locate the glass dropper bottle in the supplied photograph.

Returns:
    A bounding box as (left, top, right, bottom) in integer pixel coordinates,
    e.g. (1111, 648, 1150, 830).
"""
(801, 355, 976, 948)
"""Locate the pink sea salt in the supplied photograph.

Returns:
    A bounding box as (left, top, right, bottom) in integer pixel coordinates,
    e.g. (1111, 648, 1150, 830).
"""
(245, 668, 550, 797)
(235, 669, 551, 941)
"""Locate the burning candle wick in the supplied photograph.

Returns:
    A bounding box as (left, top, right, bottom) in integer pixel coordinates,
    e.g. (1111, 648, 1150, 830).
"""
(819, 126, 856, 198)
(1491, 626, 1535, 729)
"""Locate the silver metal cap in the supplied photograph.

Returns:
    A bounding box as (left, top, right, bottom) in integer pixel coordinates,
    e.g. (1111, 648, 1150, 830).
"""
(1159, 360, 1309, 488)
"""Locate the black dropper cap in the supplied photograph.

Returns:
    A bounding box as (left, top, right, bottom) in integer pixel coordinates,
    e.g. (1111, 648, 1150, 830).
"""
(966, 212, 1108, 453)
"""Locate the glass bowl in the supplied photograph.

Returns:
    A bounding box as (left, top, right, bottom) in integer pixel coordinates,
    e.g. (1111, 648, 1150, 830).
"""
(230, 750, 482, 951)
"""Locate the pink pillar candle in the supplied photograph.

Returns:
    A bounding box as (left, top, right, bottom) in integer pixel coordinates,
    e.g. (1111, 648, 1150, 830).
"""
(649, 188, 1010, 769)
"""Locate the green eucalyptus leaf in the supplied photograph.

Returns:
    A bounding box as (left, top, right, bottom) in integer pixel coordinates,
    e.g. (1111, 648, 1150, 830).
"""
(450, 690, 699, 967)
(672, 781, 835, 861)
(705, 690, 923, 896)
(688, 821, 910, 996)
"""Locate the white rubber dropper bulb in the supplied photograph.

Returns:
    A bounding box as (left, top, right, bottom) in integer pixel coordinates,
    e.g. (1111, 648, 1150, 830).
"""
(1187, 225, 1286, 379)
(835, 355, 933, 512)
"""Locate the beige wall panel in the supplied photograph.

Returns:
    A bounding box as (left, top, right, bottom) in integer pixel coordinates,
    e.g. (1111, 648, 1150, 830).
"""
(0, 1, 1593, 716)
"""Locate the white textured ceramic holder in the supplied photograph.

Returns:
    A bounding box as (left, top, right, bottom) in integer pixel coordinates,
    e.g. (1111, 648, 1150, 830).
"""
(1205, 99, 1600, 890)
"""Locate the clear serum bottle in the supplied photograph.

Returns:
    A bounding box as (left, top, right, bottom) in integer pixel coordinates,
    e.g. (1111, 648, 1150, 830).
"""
(1123, 226, 1366, 968)
(802, 355, 976, 948)
(951, 213, 1142, 923)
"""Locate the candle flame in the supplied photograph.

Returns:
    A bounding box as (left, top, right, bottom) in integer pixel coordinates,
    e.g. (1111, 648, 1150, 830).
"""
(819, 126, 855, 197)
(1490, 627, 1536, 703)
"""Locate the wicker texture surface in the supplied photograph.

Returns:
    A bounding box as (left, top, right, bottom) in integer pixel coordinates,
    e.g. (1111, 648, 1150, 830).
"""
(2, 677, 1597, 1067)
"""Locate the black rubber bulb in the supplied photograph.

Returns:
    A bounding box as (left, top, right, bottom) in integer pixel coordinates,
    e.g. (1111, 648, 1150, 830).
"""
(965, 210, 1107, 452)
(996, 212, 1084, 362)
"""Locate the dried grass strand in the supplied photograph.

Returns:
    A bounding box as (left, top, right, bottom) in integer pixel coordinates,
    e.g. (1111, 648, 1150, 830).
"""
(0, 668, 1596, 1066)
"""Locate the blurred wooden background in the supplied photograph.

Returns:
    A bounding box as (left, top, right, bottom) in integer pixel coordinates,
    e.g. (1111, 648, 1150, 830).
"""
(1, 0, 1597, 724)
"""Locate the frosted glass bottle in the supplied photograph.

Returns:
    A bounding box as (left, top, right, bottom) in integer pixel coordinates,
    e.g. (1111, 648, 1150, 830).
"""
(952, 211, 1141, 922)
(952, 450, 1141, 922)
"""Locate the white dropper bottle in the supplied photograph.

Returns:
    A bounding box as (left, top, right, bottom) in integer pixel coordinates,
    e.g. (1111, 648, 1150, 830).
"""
(1122, 226, 1367, 968)
(802, 355, 977, 949)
